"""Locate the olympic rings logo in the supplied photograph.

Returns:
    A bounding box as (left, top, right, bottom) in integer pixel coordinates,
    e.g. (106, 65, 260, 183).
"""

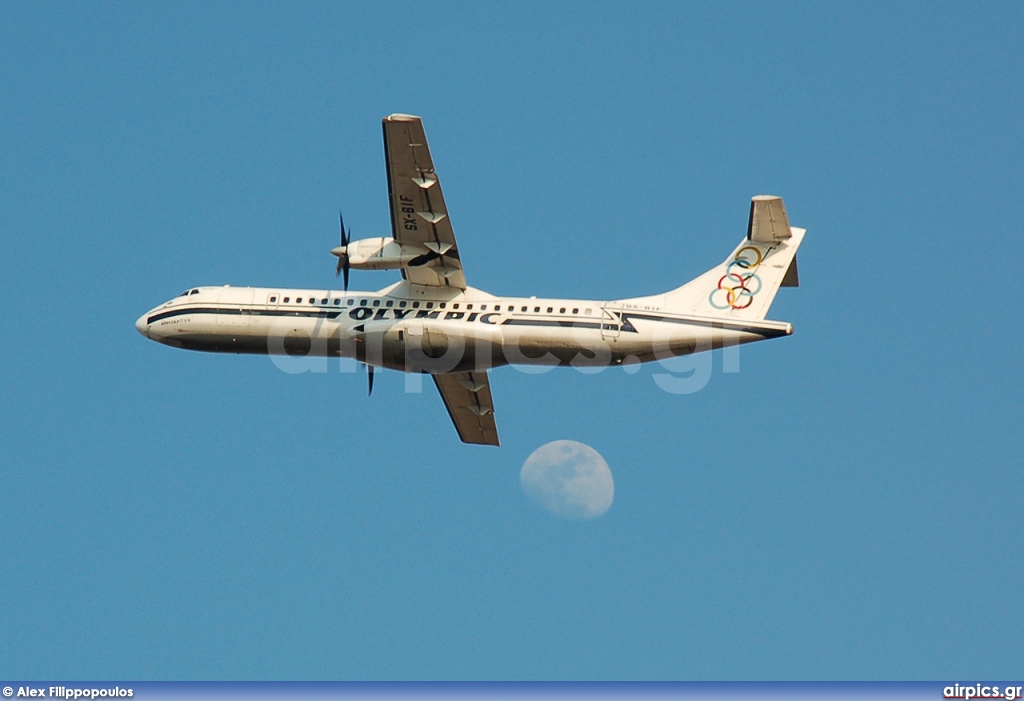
(708, 246, 764, 310)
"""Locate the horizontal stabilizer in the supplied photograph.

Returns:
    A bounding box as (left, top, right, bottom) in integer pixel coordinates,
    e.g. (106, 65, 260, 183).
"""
(747, 195, 792, 244)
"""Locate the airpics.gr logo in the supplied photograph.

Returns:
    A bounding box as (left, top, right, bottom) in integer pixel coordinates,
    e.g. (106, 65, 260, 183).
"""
(709, 245, 764, 310)
(943, 684, 1024, 700)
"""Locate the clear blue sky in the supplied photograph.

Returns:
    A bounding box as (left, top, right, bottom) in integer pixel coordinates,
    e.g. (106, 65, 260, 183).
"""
(1, 1, 1021, 680)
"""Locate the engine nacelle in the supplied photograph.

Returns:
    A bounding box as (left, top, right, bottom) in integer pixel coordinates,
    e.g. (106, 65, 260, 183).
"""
(331, 237, 435, 271)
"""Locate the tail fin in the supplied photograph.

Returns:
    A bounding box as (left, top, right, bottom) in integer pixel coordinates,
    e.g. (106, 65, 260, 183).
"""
(664, 196, 805, 320)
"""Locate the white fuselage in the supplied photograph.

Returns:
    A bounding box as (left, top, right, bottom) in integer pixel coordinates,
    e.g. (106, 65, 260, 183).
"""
(135, 281, 791, 374)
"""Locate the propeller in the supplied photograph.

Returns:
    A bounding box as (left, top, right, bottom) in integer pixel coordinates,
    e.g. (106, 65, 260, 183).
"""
(332, 211, 351, 292)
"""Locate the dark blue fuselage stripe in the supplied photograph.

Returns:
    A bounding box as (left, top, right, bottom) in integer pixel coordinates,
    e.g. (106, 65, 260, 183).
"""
(146, 306, 786, 338)
(147, 307, 343, 324)
(501, 319, 603, 329)
(623, 312, 788, 337)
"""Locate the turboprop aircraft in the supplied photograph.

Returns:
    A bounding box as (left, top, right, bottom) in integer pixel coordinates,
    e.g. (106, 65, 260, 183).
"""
(136, 114, 805, 446)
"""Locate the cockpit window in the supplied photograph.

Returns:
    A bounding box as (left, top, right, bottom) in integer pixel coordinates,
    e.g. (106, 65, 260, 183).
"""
(179, 290, 190, 297)
(190, 289, 199, 295)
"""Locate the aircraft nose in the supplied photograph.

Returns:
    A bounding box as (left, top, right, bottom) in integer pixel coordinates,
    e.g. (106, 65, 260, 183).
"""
(135, 313, 149, 338)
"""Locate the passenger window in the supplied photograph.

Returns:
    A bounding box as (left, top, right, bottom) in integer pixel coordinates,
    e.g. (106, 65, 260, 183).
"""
(534, 307, 540, 312)
(453, 303, 459, 309)
(270, 296, 277, 303)
(413, 301, 420, 308)
(482, 305, 487, 311)
(360, 299, 367, 306)
(284, 297, 290, 303)
(440, 302, 446, 309)
(348, 299, 355, 305)
(386, 300, 393, 307)
(321, 298, 328, 304)
(467, 304, 473, 310)
(426, 302, 434, 309)
(373, 300, 380, 307)
(547, 307, 553, 313)
(333, 299, 341, 305)
(585, 309, 592, 315)
(400, 301, 407, 307)
(560, 308, 566, 313)
(572, 308, 579, 314)
(521, 306, 527, 312)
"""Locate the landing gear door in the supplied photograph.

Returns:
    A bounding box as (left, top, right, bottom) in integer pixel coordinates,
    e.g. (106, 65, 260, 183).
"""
(405, 321, 424, 339)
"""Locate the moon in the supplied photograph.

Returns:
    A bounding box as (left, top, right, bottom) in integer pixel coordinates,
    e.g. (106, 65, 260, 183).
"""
(520, 440, 614, 520)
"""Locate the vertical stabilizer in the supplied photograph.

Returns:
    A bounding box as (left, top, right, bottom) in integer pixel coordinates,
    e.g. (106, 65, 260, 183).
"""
(663, 196, 805, 320)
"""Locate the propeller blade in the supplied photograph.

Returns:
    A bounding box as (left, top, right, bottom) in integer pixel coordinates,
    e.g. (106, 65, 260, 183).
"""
(367, 364, 375, 396)
(337, 210, 351, 290)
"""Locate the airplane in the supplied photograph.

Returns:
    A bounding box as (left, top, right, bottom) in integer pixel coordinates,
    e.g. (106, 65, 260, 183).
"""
(136, 113, 805, 447)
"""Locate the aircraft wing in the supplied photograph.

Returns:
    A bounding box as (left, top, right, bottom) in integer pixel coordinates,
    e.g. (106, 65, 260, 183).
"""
(382, 114, 467, 289)
(432, 371, 499, 446)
